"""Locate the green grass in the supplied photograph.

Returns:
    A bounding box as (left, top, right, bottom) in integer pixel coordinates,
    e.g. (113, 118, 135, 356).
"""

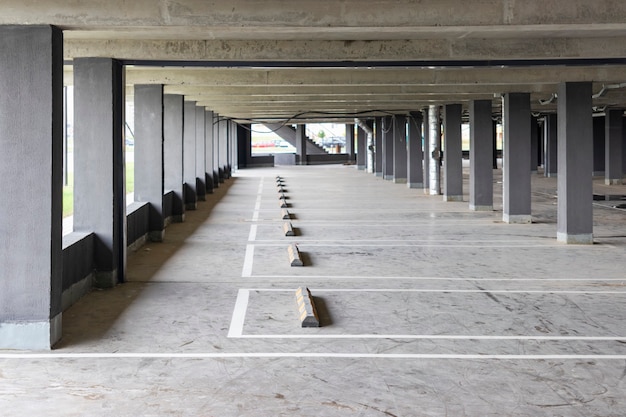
(63, 161, 134, 218)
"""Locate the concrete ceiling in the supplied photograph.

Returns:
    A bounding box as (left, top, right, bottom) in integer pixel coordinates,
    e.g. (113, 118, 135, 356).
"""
(6, 0, 626, 122)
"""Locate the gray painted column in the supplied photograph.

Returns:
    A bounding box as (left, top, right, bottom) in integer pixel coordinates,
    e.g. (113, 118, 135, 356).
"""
(443, 104, 463, 201)
(407, 112, 424, 189)
(219, 118, 228, 177)
(345, 124, 355, 162)
(163, 94, 185, 222)
(623, 117, 626, 175)
(469, 100, 494, 211)
(375, 117, 383, 177)
(357, 125, 367, 170)
(296, 124, 307, 165)
(134, 84, 165, 241)
(428, 105, 441, 195)
(204, 110, 215, 192)
(213, 114, 221, 185)
(492, 120, 498, 169)
(74, 57, 126, 286)
(0, 25, 63, 349)
(502, 93, 531, 223)
(423, 108, 430, 193)
(593, 116, 606, 176)
(231, 121, 239, 171)
(544, 114, 558, 177)
(557, 82, 593, 244)
(382, 116, 394, 180)
(195, 107, 207, 199)
(605, 109, 624, 184)
(530, 116, 539, 173)
(393, 115, 408, 183)
(183, 101, 198, 209)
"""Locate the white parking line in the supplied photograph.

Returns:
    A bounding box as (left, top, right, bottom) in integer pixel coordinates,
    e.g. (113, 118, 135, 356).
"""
(227, 289, 249, 338)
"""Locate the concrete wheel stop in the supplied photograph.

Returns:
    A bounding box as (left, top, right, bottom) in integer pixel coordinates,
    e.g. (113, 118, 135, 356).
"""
(288, 243, 303, 266)
(295, 286, 319, 327)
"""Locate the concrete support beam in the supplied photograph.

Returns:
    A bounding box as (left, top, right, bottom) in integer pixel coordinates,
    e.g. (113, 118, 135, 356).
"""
(345, 124, 355, 162)
(382, 116, 394, 180)
(605, 109, 624, 185)
(163, 94, 185, 222)
(544, 114, 558, 177)
(0, 25, 63, 349)
(74, 57, 126, 286)
(374, 117, 383, 177)
(593, 116, 606, 176)
(443, 104, 463, 201)
(195, 106, 207, 199)
(134, 84, 165, 241)
(428, 105, 441, 195)
(530, 116, 539, 173)
(183, 101, 198, 209)
(204, 110, 215, 192)
(407, 112, 424, 189)
(296, 124, 306, 165)
(557, 82, 593, 244)
(502, 93, 531, 224)
(423, 107, 430, 193)
(356, 125, 367, 170)
(393, 115, 408, 183)
(469, 100, 494, 211)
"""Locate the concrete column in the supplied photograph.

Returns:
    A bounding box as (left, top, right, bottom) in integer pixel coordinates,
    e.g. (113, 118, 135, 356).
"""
(237, 124, 251, 168)
(423, 108, 430, 193)
(557, 82, 593, 244)
(492, 120, 498, 169)
(219, 118, 228, 177)
(537, 119, 544, 170)
(213, 114, 221, 185)
(544, 114, 558, 177)
(382, 116, 394, 180)
(345, 124, 355, 162)
(231, 121, 239, 171)
(204, 110, 215, 192)
(357, 125, 367, 170)
(407, 112, 424, 189)
(74, 57, 126, 286)
(469, 100, 494, 211)
(530, 116, 539, 173)
(443, 104, 463, 201)
(163, 94, 185, 222)
(0, 25, 63, 349)
(195, 107, 207, 199)
(375, 117, 383, 177)
(605, 109, 624, 184)
(183, 101, 198, 209)
(593, 116, 606, 176)
(393, 115, 408, 183)
(502, 93, 531, 223)
(623, 117, 626, 176)
(134, 84, 165, 241)
(428, 105, 441, 195)
(296, 124, 307, 165)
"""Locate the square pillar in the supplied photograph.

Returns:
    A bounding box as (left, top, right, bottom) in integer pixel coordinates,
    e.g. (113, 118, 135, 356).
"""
(592, 116, 606, 176)
(204, 110, 215, 192)
(195, 107, 207, 199)
(219, 118, 228, 178)
(557, 82, 593, 244)
(134, 84, 165, 241)
(213, 114, 221, 185)
(74, 57, 126, 287)
(183, 101, 198, 209)
(422, 108, 430, 193)
(530, 116, 539, 173)
(345, 123, 355, 162)
(393, 115, 408, 183)
(469, 100, 494, 211)
(357, 125, 367, 170)
(544, 114, 558, 177)
(605, 109, 623, 184)
(443, 104, 463, 201)
(502, 93, 531, 223)
(0, 25, 63, 349)
(407, 112, 424, 188)
(428, 105, 441, 195)
(374, 117, 383, 177)
(163, 94, 185, 222)
(382, 116, 394, 180)
(296, 124, 307, 165)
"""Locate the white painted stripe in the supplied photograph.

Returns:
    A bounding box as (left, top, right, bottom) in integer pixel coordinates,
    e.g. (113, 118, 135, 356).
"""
(232, 334, 626, 341)
(248, 275, 626, 282)
(1, 352, 625, 360)
(245, 288, 626, 295)
(227, 289, 249, 338)
(248, 224, 257, 242)
(241, 245, 255, 277)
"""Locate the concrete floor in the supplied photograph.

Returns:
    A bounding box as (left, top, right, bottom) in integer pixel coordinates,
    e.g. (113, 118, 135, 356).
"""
(2, 164, 626, 416)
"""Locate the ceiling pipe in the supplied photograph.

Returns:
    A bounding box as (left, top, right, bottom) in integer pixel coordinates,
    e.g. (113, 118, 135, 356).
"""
(592, 82, 626, 99)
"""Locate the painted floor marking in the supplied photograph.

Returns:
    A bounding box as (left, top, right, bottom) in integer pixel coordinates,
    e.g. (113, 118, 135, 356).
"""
(241, 245, 255, 277)
(227, 289, 249, 338)
(246, 288, 626, 295)
(248, 275, 626, 282)
(242, 178, 264, 276)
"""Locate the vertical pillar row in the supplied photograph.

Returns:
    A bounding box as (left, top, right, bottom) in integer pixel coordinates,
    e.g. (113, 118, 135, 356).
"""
(163, 94, 185, 223)
(443, 104, 463, 201)
(0, 25, 63, 349)
(469, 100, 494, 211)
(407, 112, 424, 189)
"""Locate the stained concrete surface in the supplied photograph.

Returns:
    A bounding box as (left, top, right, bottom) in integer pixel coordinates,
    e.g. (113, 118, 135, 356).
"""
(1, 165, 626, 416)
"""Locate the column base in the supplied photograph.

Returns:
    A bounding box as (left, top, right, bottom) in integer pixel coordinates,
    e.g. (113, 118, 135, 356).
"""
(408, 182, 423, 189)
(0, 313, 62, 350)
(357, 165, 365, 170)
(605, 178, 623, 185)
(393, 178, 407, 184)
(95, 269, 118, 288)
(384, 175, 394, 181)
(444, 195, 463, 202)
(149, 230, 165, 242)
(185, 202, 197, 210)
(375, 172, 383, 177)
(593, 171, 605, 177)
(503, 214, 532, 224)
(62, 274, 94, 311)
(557, 232, 594, 244)
(470, 204, 493, 211)
(546, 173, 558, 178)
